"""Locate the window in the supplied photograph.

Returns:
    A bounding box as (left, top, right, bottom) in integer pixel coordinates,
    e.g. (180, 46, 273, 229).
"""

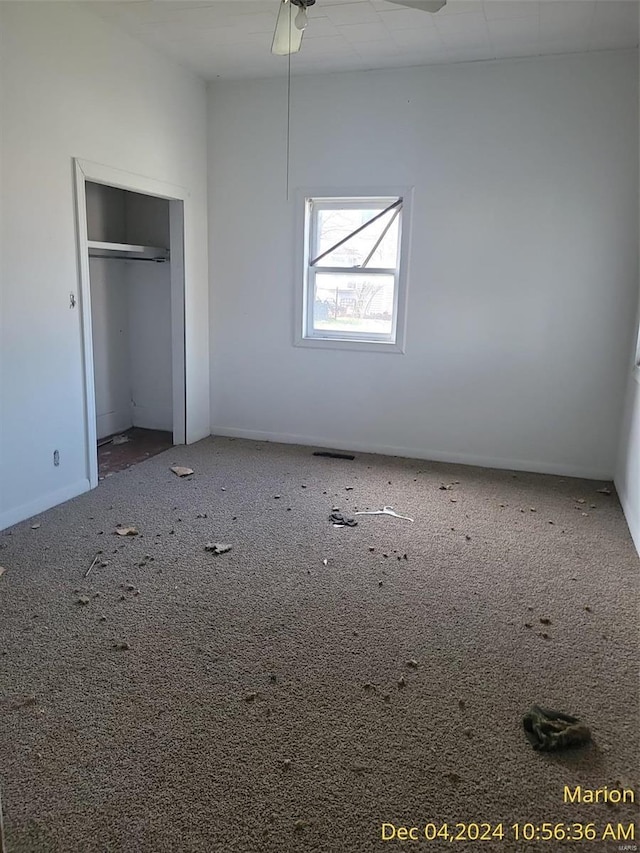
(297, 191, 411, 352)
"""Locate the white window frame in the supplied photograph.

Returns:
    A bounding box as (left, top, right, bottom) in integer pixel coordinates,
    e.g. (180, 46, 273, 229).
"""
(294, 187, 413, 353)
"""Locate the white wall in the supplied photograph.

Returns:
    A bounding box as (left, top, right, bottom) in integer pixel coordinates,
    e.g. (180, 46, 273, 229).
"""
(90, 259, 173, 440)
(128, 262, 173, 432)
(614, 39, 640, 558)
(208, 51, 639, 480)
(86, 183, 127, 244)
(90, 259, 132, 439)
(125, 191, 170, 249)
(0, 2, 210, 529)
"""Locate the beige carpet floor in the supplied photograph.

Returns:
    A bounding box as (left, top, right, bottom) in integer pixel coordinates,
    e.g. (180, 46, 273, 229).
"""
(0, 436, 638, 852)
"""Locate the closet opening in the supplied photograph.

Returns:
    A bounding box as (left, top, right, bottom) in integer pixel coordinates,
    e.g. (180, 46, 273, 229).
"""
(74, 161, 187, 488)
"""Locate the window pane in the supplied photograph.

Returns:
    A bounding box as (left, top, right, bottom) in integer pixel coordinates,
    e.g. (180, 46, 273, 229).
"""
(313, 273, 395, 336)
(315, 206, 399, 268)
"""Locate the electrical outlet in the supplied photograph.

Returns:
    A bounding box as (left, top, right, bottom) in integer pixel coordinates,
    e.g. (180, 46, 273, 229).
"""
(53, 450, 60, 466)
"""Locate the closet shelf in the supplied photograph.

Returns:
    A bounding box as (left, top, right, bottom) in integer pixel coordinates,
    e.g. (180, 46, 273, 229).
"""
(87, 240, 169, 262)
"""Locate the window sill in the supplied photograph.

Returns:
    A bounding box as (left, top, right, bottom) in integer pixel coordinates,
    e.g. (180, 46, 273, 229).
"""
(295, 335, 405, 354)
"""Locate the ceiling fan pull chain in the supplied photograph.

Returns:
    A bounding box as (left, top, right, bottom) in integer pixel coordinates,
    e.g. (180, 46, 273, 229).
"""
(286, 9, 292, 201)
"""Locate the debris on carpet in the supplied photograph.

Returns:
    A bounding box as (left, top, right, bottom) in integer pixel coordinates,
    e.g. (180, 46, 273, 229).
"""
(522, 705, 591, 751)
(6, 694, 37, 710)
(113, 641, 130, 651)
(330, 511, 357, 527)
(0, 567, 6, 578)
(355, 506, 414, 522)
(204, 542, 232, 554)
(111, 434, 130, 445)
(170, 465, 194, 477)
(114, 525, 138, 536)
(596, 486, 612, 495)
(84, 553, 101, 578)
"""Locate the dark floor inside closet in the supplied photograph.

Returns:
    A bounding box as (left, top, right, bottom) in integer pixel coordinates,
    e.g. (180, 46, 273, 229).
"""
(97, 427, 172, 479)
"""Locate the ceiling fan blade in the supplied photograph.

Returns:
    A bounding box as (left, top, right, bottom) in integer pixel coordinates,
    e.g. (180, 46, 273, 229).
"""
(385, 0, 447, 11)
(271, 0, 304, 56)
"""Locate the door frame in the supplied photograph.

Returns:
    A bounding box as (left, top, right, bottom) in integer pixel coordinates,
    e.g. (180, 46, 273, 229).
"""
(73, 158, 187, 488)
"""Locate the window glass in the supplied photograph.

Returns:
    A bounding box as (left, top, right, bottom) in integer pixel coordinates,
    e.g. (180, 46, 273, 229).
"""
(315, 207, 400, 268)
(313, 272, 395, 337)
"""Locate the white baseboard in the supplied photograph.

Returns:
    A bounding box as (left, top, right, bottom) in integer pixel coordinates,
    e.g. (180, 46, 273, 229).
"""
(209, 426, 613, 481)
(0, 479, 91, 531)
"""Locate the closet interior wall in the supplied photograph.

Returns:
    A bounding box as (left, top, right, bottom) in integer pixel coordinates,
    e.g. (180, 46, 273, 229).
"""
(85, 182, 173, 441)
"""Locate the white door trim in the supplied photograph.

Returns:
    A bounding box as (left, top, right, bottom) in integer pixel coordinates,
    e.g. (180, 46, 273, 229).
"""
(73, 158, 188, 488)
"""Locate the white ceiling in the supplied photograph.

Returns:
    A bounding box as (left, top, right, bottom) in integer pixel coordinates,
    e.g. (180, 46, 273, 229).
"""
(89, 0, 639, 80)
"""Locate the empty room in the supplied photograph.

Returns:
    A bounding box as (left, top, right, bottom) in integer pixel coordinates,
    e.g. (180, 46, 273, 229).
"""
(0, 1, 638, 851)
